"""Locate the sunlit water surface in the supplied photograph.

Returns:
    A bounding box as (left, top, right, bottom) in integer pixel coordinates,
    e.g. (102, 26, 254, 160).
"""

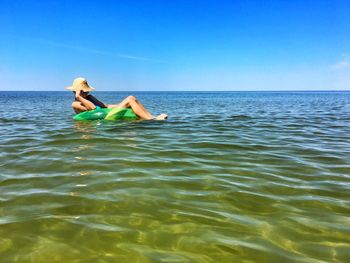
(0, 91, 349, 262)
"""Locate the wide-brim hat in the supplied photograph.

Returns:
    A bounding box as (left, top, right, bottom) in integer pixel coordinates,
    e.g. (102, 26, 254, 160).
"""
(66, 77, 95, 92)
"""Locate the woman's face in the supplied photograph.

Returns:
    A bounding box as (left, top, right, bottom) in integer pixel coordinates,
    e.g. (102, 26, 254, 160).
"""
(81, 91, 89, 97)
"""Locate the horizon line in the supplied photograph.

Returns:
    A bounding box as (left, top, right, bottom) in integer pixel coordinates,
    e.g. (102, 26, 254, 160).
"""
(1, 90, 350, 92)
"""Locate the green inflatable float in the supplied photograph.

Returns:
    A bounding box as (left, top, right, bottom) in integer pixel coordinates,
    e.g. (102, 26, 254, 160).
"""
(73, 107, 138, 121)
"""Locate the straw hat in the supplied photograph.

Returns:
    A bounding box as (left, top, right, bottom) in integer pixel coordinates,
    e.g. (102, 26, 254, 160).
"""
(66, 77, 95, 92)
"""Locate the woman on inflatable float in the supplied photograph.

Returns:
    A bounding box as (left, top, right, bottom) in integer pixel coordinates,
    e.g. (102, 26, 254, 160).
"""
(66, 77, 168, 120)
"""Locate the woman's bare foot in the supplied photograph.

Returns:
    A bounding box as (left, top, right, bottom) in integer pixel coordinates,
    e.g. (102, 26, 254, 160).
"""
(154, 113, 168, 120)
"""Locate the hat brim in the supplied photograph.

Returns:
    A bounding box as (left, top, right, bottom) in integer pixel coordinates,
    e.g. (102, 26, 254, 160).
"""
(66, 86, 95, 92)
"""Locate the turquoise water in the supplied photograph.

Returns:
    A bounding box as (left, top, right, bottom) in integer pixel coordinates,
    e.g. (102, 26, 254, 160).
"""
(0, 91, 349, 262)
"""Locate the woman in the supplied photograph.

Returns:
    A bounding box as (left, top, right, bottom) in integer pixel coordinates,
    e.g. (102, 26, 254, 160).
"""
(66, 77, 168, 120)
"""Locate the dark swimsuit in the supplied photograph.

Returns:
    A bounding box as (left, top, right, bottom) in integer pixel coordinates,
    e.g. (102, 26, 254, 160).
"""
(75, 95, 106, 110)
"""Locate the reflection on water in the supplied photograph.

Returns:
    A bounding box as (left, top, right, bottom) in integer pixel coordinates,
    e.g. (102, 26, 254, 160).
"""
(0, 91, 350, 262)
(73, 119, 98, 134)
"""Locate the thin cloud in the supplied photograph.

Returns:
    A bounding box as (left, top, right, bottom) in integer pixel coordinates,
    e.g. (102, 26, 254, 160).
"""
(14, 36, 161, 63)
(330, 54, 350, 71)
(45, 40, 105, 55)
(116, 54, 152, 61)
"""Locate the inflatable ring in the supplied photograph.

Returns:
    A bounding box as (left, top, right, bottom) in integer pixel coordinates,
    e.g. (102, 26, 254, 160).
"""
(73, 108, 138, 121)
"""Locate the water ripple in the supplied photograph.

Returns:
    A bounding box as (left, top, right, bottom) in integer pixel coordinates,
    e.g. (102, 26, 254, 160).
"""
(0, 91, 349, 262)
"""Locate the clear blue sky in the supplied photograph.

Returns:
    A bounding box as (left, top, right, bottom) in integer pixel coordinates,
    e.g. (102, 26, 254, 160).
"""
(1, 0, 349, 91)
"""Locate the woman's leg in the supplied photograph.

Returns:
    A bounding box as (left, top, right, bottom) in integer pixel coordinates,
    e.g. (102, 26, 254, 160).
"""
(108, 95, 167, 120)
(109, 96, 160, 120)
(127, 96, 154, 119)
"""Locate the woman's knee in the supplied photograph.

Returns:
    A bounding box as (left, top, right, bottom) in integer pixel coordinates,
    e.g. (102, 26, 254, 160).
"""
(72, 102, 87, 113)
(72, 101, 79, 108)
(127, 95, 136, 102)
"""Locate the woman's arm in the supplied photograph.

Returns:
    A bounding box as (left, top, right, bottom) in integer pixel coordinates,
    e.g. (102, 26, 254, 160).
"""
(75, 91, 96, 110)
(87, 95, 108, 108)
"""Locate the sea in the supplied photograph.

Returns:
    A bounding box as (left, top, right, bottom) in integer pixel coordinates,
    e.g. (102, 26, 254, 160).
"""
(0, 91, 349, 262)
